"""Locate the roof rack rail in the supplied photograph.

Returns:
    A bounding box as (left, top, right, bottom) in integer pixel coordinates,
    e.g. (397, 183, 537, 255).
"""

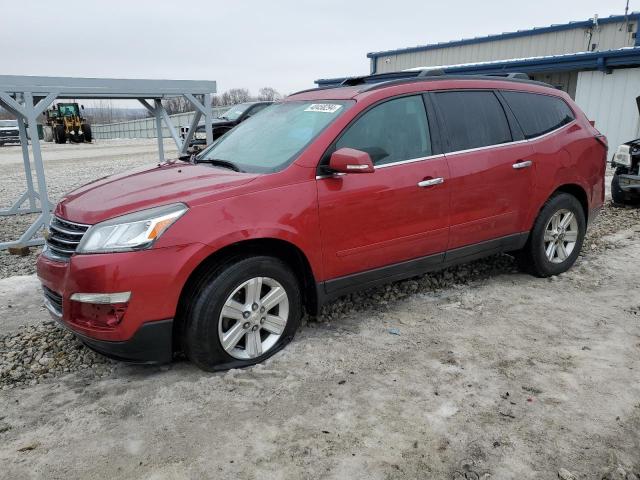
(417, 68, 446, 77)
(333, 68, 449, 88)
(485, 72, 531, 80)
(294, 70, 547, 96)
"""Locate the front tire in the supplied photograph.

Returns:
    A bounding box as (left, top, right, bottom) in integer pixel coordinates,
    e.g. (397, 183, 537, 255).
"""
(182, 256, 302, 371)
(612, 174, 626, 205)
(518, 193, 586, 277)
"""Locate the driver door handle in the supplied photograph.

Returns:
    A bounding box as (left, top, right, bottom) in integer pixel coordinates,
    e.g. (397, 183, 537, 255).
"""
(512, 160, 533, 169)
(418, 177, 444, 188)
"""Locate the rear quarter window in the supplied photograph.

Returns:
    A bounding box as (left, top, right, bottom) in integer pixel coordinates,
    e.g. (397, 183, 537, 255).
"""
(502, 91, 575, 139)
(434, 91, 512, 152)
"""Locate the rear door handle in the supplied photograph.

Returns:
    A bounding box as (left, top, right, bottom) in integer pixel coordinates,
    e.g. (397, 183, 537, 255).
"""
(418, 177, 444, 188)
(512, 160, 533, 169)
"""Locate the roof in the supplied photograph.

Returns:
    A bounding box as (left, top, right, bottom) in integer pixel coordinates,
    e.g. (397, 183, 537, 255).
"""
(366, 13, 640, 59)
(295, 74, 562, 103)
(0, 75, 217, 99)
(316, 47, 640, 86)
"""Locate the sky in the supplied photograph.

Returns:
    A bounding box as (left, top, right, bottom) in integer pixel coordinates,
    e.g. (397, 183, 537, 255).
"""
(1, 0, 634, 98)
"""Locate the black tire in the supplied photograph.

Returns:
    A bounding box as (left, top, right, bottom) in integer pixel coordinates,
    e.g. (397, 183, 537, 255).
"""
(54, 125, 66, 144)
(611, 173, 640, 205)
(611, 174, 626, 205)
(182, 256, 302, 371)
(82, 124, 92, 142)
(517, 193, 586, 277)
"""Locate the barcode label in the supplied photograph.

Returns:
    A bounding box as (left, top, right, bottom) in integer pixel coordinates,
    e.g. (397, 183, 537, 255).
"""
(304, 104, 342, 113)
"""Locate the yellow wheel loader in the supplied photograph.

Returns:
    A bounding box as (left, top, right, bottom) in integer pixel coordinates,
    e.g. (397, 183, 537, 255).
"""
(44, 103, 92, 144)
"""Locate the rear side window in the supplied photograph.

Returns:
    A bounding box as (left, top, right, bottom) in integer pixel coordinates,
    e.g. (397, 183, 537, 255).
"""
(335, 95, 432, 165)
(434, 91, 512, 152)
(502, 91, 575, 139)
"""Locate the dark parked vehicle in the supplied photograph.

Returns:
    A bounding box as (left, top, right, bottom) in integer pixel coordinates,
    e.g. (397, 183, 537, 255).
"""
(38, 71, 606, 371)
(186, 101, 273, 153)
(0, 120, 20, 146)
(610, 98, 640, 205)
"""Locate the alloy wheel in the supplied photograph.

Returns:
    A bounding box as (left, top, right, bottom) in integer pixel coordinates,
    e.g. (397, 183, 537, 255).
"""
(217, 277, 289, 360)
(543, 208, 579, 264)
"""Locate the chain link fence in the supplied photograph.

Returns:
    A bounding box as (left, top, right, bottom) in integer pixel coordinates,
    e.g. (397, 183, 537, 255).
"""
(91, 107, 230, 139)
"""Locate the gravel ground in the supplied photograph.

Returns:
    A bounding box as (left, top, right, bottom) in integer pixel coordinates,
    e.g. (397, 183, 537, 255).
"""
(0, 139, 177, 278)
(0, 214, 638, 478)
(1, 201, 635, 390)
(1, 140, 639, 478)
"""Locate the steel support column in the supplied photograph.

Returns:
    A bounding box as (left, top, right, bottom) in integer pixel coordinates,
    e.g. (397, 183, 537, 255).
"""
(184, 93, 213, 150)
(0, 90, 56, 249)
(0, 75, 216, 251)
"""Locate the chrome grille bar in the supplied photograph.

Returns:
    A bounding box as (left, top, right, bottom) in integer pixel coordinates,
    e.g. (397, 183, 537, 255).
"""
(45, 216, 90, 261)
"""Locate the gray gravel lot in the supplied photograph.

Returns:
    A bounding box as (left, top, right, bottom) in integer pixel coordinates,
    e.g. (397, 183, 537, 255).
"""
(0, 140, 639, 479)
(0, 139, 176, 277)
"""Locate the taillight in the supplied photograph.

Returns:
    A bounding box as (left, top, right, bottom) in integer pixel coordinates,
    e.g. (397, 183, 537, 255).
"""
(595, 134, 608, 152)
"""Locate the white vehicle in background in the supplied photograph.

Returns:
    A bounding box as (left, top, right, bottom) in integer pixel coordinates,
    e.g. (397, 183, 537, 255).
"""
(0, 119, 20, 146)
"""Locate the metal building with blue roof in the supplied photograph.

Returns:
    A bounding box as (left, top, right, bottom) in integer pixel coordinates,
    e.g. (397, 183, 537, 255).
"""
(317, 13, 640, 150)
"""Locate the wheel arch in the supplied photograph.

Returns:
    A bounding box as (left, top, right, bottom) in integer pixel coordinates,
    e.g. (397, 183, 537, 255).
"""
(174, 237, 319, 348)
(552, 183, 589, 224)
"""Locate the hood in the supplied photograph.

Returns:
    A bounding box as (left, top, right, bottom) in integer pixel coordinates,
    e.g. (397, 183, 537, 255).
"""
(197, 118, 236, 131)
(55, 161, 257, 224)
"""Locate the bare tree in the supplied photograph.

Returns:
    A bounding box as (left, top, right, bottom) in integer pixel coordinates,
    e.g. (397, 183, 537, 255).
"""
(92, 100, 117, 124)
(220, 88, 252, 106)
(257, 87, 282, 102)
(162, 96, 192, 115)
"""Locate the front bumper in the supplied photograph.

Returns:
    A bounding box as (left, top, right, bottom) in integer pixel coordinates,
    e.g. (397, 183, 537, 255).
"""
(0, 134, 20, 143)
(617, 173, 640, 193)
(37, 242, 213, 362)
(78, 319, 174, 363)
(186, 139, 206, 154)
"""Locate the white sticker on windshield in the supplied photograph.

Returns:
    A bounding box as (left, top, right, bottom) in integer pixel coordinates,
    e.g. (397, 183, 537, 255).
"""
(304, 104, 342, 113)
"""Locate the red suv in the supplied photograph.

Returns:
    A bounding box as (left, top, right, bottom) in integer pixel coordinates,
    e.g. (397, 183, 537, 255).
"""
(37, 72, 607, 371)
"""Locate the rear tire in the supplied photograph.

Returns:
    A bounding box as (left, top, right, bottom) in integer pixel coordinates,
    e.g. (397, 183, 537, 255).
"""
(182, 256, 302, 371)
(82, 124, 92, 142)
(517, 193, 586, 277)
(43, 126, 53, 142)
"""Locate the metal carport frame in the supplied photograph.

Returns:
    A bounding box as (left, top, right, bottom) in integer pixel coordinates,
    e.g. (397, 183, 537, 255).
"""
(0, 75, 216, 251)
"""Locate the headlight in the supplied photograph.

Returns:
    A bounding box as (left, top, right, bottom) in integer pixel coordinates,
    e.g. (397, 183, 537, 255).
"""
(77, 203, 187, 254)
(613, 145, 632, 167)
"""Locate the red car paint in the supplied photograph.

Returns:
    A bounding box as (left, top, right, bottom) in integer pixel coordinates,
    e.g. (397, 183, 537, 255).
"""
(37, 77, 606, 350)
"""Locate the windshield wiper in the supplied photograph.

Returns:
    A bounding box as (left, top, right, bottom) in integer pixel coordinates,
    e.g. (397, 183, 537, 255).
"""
(194, 158, 244, 172)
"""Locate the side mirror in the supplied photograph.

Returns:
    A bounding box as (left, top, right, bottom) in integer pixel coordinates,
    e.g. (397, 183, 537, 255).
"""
(329, 148, 375, 174)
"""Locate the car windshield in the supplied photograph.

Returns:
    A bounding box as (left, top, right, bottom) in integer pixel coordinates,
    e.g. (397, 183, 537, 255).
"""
(198, 100, 353, 173)
(220, 103, 253, 121)
(0, 120, 17, 128)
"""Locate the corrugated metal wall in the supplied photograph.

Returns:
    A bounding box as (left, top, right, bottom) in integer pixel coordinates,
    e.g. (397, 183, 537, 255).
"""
(575, 68, 640, 151)
(92, 107, 229, 139)
(375, 20, 636, 73)
(531, 71, 579, 98)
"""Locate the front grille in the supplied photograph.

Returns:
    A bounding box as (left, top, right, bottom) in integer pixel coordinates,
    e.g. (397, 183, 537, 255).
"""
(45, 216, 90, 261)
(0, 130, 18, 137)
(43, 286, 63, 317)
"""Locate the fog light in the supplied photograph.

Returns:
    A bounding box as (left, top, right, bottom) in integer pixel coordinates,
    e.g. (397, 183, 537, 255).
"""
(69, 292, 131, 329)
(70, 292, 131, 304)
